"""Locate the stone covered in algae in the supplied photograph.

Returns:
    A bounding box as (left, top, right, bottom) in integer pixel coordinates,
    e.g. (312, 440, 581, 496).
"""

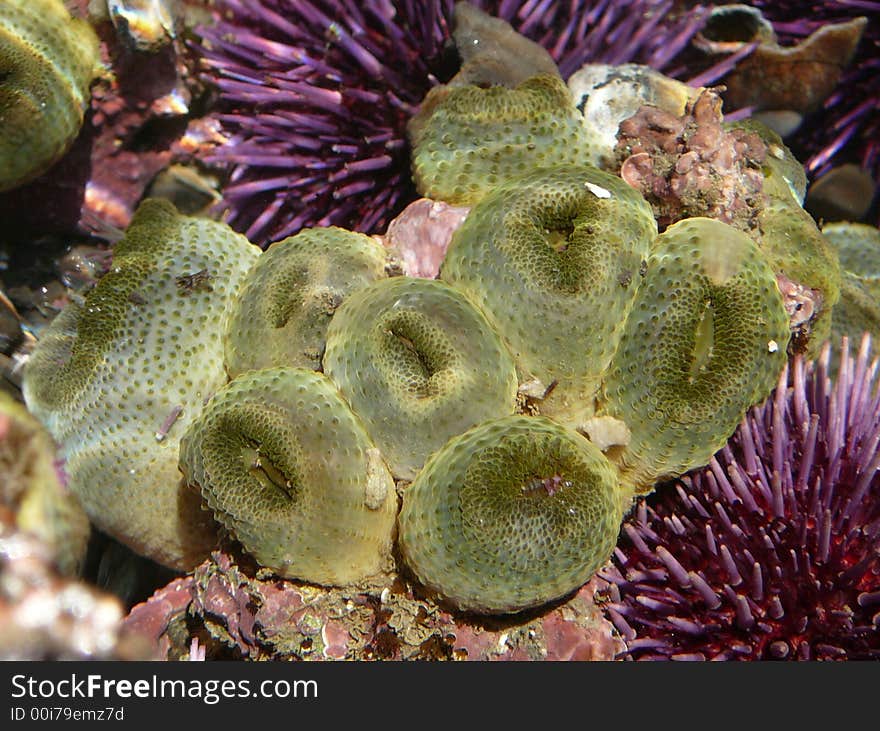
(600, 217, 790, 493)
(822, 222, 880, 351)
(398, 415, 623, 615)
(569, 62, 701, 170)
(0, 0, 101, 191)
(23, 199, 260, 571)
(440, 165, 656, 426)
(323, 276, 518, 480)
(408, 73, 598, 206)
(179, 367, 397, 586)
(0, 391, 89, 576)
(224, 227, 390, 377)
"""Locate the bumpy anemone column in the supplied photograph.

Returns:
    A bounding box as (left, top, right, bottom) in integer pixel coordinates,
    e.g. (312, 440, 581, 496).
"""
(23, 199, 260, 570)
(821, 222, 880, 356)
(756, 159, 841, 358)
(323, 277, 517, 480)
(408, 73, 599, 205)
(224, 226, 390, 377)
(440, 165, 656, 425)
(179, 367, 397, 586)
(0, 0, 101, 191)
(601, 217, 790, 493)
(399, 415, 623, 615)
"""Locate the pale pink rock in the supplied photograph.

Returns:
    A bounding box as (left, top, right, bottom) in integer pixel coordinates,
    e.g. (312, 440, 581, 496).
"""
(380, 198, 470, 279)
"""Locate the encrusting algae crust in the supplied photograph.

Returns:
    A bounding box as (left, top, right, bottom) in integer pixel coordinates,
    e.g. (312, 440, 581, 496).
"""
(179, 367, 397, 586)
(0, 0, 101, 191)
(23, 199, 260, 571)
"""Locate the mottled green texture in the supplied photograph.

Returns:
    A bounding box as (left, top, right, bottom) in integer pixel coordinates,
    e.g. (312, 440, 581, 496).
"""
(23, 199, 260, 570)
(179, 368, 397, 586)
(225, 227, 389, 377)
(0, 0, 100, 191)
(323, 277, 517, 480)
(757, 192, 841, 357)
(0, 391, 89, 576)
(440, 166, 656, 425)
(408, 73, 598, 205)
(398, 415, 623, 614)
(600, 218, 790, 492)
(728, 119, 807, 204)
(823, 222, 880, 276)
(822, 222, 880, 350)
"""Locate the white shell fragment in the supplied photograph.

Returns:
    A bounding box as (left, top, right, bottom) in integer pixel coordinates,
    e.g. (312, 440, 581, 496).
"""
(568, 63, 701, 168)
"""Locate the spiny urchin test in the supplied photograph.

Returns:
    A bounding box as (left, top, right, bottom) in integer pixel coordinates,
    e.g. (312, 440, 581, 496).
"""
(16, 4, 866, 623)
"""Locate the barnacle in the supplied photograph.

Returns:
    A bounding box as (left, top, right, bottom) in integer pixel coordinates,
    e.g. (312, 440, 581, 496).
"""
(398, 415, 623, 614)
(408, 73, 598, 206)
(440, 165, 656, 425)
(323, 277, 517, 480)
(179, 367, 397, 586)
(600, 217, 790, 492)
(22, 199, 260, 570)
(225, 227, 390, 377)
(0, 0, 101, 191)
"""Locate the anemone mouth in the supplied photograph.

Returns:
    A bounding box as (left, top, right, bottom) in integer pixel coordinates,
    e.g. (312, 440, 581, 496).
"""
(198, 403, 303, 513)
(379, 310, 457, 401)
(688, 297, 715, 383)
(399, 415, 623, 613)
(179, 367, 397, 585)
(266, 265, 310, 330)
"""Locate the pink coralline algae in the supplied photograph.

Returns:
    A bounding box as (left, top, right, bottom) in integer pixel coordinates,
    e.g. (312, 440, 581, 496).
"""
(123, 550, 623, 661)
(616, 87, 767, 231)
(380, 198, 470, 279)
(601, 336, 880, 661)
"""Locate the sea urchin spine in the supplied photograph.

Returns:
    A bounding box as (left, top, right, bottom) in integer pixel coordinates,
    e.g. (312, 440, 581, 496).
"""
(602, 335, 880, 660)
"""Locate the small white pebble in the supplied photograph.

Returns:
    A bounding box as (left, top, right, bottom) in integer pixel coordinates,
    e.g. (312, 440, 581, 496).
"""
(768, 340, 779, 353)
(380, 587, 391, 604)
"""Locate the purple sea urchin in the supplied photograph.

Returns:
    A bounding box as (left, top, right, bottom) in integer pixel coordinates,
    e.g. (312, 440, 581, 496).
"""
(194, 1, 711, 245)
(602, 335, 880, 660)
